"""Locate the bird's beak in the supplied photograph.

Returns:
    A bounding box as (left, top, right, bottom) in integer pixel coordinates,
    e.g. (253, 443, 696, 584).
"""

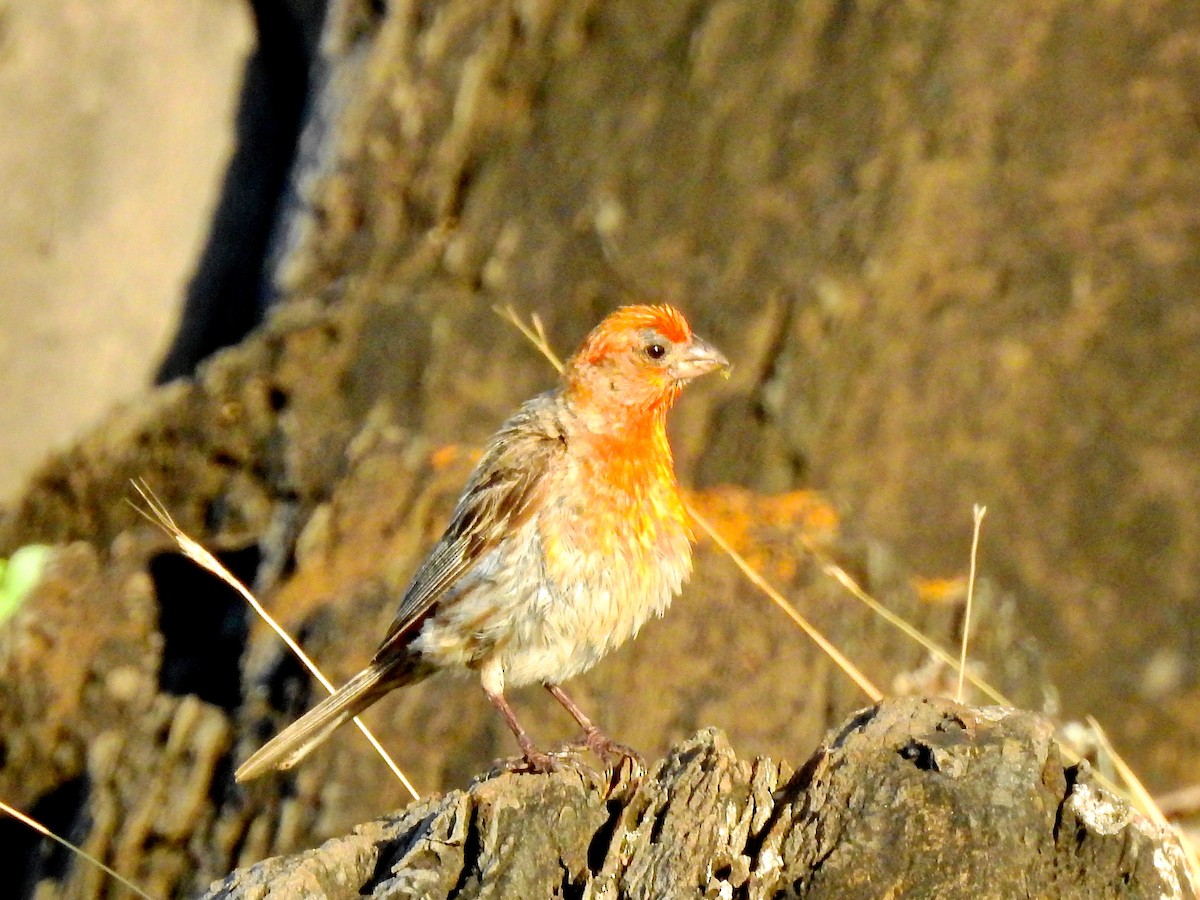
(671, 337, 731, 382)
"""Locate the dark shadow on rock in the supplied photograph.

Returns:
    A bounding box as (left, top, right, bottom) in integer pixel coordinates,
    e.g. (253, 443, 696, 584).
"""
(156, 0, 330, 382)
(151, 546, 260, 712)
(1, 776, 90, 900)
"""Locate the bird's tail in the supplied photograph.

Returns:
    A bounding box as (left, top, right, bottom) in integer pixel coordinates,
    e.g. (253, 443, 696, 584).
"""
(235, 663, 394, 782)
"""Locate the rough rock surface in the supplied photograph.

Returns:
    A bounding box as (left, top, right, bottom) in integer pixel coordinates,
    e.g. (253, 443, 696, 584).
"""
(203, 699, 1193, 899)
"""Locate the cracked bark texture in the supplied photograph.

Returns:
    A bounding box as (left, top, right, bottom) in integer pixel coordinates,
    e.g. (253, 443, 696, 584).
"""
(203, 700, 1192, 899)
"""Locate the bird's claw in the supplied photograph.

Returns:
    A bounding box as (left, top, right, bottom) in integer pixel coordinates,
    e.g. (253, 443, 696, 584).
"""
(554, 732, 645, 796)
(502, 748, 562, 774)
(495, 730, 645, 797)
(498, 741, 592, 775)
(566, 731, 645, 768)
(595, 738, 645, 771)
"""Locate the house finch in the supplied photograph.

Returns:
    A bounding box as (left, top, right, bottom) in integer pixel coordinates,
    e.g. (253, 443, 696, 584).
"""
(235, 305, 729, 780)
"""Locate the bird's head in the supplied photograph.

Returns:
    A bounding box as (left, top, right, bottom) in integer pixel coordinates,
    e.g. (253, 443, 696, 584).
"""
(563, 305, 729, 426)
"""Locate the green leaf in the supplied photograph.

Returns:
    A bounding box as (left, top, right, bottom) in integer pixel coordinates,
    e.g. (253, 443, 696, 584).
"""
(0, 544, 53, 626)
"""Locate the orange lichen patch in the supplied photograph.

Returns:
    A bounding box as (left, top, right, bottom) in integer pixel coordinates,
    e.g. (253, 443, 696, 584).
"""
(913, 576, 968, 606)
(686, 486, 840, 582)
(429, 443, 480, 471)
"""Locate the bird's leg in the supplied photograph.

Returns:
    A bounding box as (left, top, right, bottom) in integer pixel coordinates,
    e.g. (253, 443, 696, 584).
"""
(485, 687, 558, 773)
(545, 684, 645, 771)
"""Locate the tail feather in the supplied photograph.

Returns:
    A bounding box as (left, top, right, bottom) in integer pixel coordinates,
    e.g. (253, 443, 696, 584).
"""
(235, 664, 390, 782)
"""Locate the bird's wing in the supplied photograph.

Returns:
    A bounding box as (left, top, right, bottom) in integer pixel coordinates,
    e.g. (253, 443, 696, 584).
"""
(372, 394, 565, 660)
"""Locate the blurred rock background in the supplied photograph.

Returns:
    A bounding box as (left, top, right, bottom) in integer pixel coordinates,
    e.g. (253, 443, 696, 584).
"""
(0, 0, 252, 499)
(1, 0, 1198, 894)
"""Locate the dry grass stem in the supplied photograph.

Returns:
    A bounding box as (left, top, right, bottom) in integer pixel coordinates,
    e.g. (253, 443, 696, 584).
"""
(494, 304, 565, 373)
(0, 800, 157, 900)
(689, 505, 883, 702)
(128, 481, 420, 801)
(804, 510, 1178, 823)
(1086, 717, 1168, 830)
(801, 537, 1011, 707)
(957, 505, 987, 703)
(802, 532, 1158, 816)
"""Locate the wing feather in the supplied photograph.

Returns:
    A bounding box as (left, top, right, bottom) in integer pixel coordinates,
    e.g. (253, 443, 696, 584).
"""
(372, 394, 564, 660)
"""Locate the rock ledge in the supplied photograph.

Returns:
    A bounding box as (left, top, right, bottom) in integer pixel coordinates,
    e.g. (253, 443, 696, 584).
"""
(204, 697, 1192, 899)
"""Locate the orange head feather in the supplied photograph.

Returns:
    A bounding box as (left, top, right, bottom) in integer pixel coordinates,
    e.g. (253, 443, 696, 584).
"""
(574, 305, 693, 367)
(562, 305, 727, 430)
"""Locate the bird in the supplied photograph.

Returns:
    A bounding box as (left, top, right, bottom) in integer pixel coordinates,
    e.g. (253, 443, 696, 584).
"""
(235, 305, 729, 781)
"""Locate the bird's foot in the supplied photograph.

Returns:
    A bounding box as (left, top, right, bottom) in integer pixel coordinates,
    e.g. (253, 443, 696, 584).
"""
(596, 737, 645, 771)
(502, 747, 562, 775)
(570, 730, 645, 768)
(556, 730, 645, 795)
(498, 735, 589, 775)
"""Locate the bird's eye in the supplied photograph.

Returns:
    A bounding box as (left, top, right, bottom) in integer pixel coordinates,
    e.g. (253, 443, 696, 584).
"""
(645, 343, 667, 360)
